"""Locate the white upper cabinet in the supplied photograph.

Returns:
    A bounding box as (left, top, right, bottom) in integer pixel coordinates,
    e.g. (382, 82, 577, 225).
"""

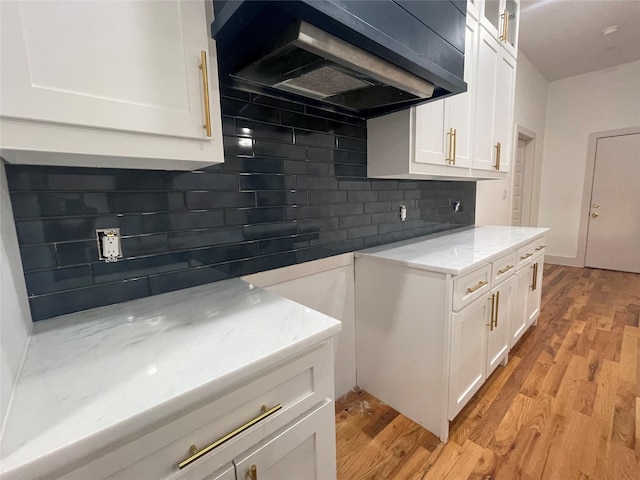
(366, 0, 516, 181)
(480, 0, 519, 58)
(414, 17, 477, 170)
(0, 0, 224, 170)
(473, 27, 515, 173)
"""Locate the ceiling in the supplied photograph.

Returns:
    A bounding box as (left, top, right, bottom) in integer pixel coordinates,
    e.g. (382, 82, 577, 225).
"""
(518, 0, 640, 81)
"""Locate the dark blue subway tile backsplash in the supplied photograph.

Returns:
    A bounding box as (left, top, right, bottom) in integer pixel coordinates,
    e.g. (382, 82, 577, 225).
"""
(5, 86, 475, 321)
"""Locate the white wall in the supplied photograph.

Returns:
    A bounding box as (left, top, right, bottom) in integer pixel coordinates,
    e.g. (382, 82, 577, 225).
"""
(476, 53, 548, 226)
(0, 161, 32, 435)
(540, 60, 640, 261)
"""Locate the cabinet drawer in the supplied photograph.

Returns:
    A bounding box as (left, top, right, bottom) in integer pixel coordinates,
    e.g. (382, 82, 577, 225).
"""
(453, 263, 492, 311)
(516, 241, 537, 269)
(63, 342, 334, 480)
(516, 236, 546, 270)
(532, 237, 546, 255)
(491, 251, 516, 286)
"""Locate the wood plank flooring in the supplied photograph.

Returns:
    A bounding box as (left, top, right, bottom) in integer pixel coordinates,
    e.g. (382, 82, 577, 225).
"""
(335, 265, 640, 479)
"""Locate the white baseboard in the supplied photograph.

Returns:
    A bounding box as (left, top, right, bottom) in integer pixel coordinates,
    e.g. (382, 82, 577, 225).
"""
(544, 255, 584, 267)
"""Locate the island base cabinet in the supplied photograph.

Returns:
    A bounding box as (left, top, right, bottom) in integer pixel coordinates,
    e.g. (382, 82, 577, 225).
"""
(233, 400, 336, 480)
(449, 297, 489, 420)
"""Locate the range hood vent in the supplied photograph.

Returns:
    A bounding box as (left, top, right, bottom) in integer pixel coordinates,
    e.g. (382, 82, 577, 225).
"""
(211, 0, 467, 118)
(232, 21, 435, 113)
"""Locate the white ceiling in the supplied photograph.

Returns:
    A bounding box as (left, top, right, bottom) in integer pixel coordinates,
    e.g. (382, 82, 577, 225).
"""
(518, 0, 640, 81)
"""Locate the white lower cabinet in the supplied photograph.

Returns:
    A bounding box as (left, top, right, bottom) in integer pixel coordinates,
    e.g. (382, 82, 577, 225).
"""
(60, 342, 337, 480)
(449, 297, 490, 419)
(356, 232, 545, 441)
(511, 241, 545, 347)
(449, 272, 513, 420)
(486, 275, 514, 375)
(233, 400, 336, 480)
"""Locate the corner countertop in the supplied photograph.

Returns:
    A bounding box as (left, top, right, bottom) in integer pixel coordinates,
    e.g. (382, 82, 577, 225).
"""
(355, 225, 549, 275)
(0, 278, 341, 480)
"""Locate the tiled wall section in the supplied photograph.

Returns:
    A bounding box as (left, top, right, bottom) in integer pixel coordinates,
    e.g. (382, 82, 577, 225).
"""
(6, 87, 475, 321)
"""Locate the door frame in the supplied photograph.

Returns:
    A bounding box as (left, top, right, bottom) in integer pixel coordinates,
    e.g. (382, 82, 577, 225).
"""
(511, 125, 540, 227)
(576, 126, 640, 267)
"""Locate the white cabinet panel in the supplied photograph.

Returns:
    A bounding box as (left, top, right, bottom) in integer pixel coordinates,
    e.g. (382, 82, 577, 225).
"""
(449, 297, 489, 420)
(0, 0, 224, 169)
(1, 1, 209, 140)
(494, 50, 516, 171)
(512, 265, 530, 347)
(487, 275, 514, 375)
(526, 255, 544, 326)
(233, 400, 336, 480)
(473, 28, 499, 171)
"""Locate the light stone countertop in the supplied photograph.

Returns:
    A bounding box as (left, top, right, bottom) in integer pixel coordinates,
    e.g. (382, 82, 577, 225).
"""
(356, 225, 549, 275)
(0, 278, 341, 480)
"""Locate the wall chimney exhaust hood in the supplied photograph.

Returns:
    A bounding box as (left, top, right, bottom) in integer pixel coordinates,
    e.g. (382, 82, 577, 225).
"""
(211, 0, 467, 118)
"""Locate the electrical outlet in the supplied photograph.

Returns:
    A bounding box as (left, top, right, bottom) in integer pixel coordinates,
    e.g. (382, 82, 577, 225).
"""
(399, 205, 407, 221)
(96, 228, 122, 263)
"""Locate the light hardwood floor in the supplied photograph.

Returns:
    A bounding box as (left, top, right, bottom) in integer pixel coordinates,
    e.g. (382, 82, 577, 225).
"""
(335, 265, 640, 479)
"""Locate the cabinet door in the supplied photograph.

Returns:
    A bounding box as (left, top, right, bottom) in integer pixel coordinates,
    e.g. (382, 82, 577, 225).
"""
(414, 17, 476, 169)
(233, 400, 336, 480)
(446, 17, 477, 169)
(487, 276, 514, 376)
(493, 48, 516, 172)
(449, 297, 489, 420)
(481, 0, 502, 38)
(526, 256, 544, 327)
(1, 1, 212, 140)
(511, 266, 530, 347)
(472, 28, 499, 171)
(502, 0, 520, 58)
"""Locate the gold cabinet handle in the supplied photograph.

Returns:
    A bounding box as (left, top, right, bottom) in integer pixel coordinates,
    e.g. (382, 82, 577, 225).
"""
(488, 293, 495, 331)
(505, 10, 510, 43)
(498, 265, 514, 275)
(535, 245, 545, 251)
(199, 50, 212, 137)
(467, 280, 488, 294)
(591, 212, 599, 218)
(520, 252, 533, 260)
(178, 404, 282, 469)
(531, 263, 538, 291)
(499, 11, 507, 41)
(446, 128, 454, 164)
(248, 465, 258, 480)
(452, 128, 457, 164)
(494, 142, 501, 170)
(494, 290, 500, 327)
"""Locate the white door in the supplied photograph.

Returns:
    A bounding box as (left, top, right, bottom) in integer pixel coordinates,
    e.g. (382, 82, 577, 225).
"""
(449, 297, 489, 420)
(233, 400, 337, 480)
(585, 133, 640, 273)
(487, 276, 514, 376)
(0, 1, 212, 140)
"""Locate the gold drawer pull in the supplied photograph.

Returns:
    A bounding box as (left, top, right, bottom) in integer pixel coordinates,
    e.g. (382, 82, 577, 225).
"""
(178, 404, 282, 469)
(535, 245, 545, 251)
(520, 252, 533, 260)
(497, 265, 513, 275)
(467, 280, 488, 294)
(248, 464, 258, 480)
